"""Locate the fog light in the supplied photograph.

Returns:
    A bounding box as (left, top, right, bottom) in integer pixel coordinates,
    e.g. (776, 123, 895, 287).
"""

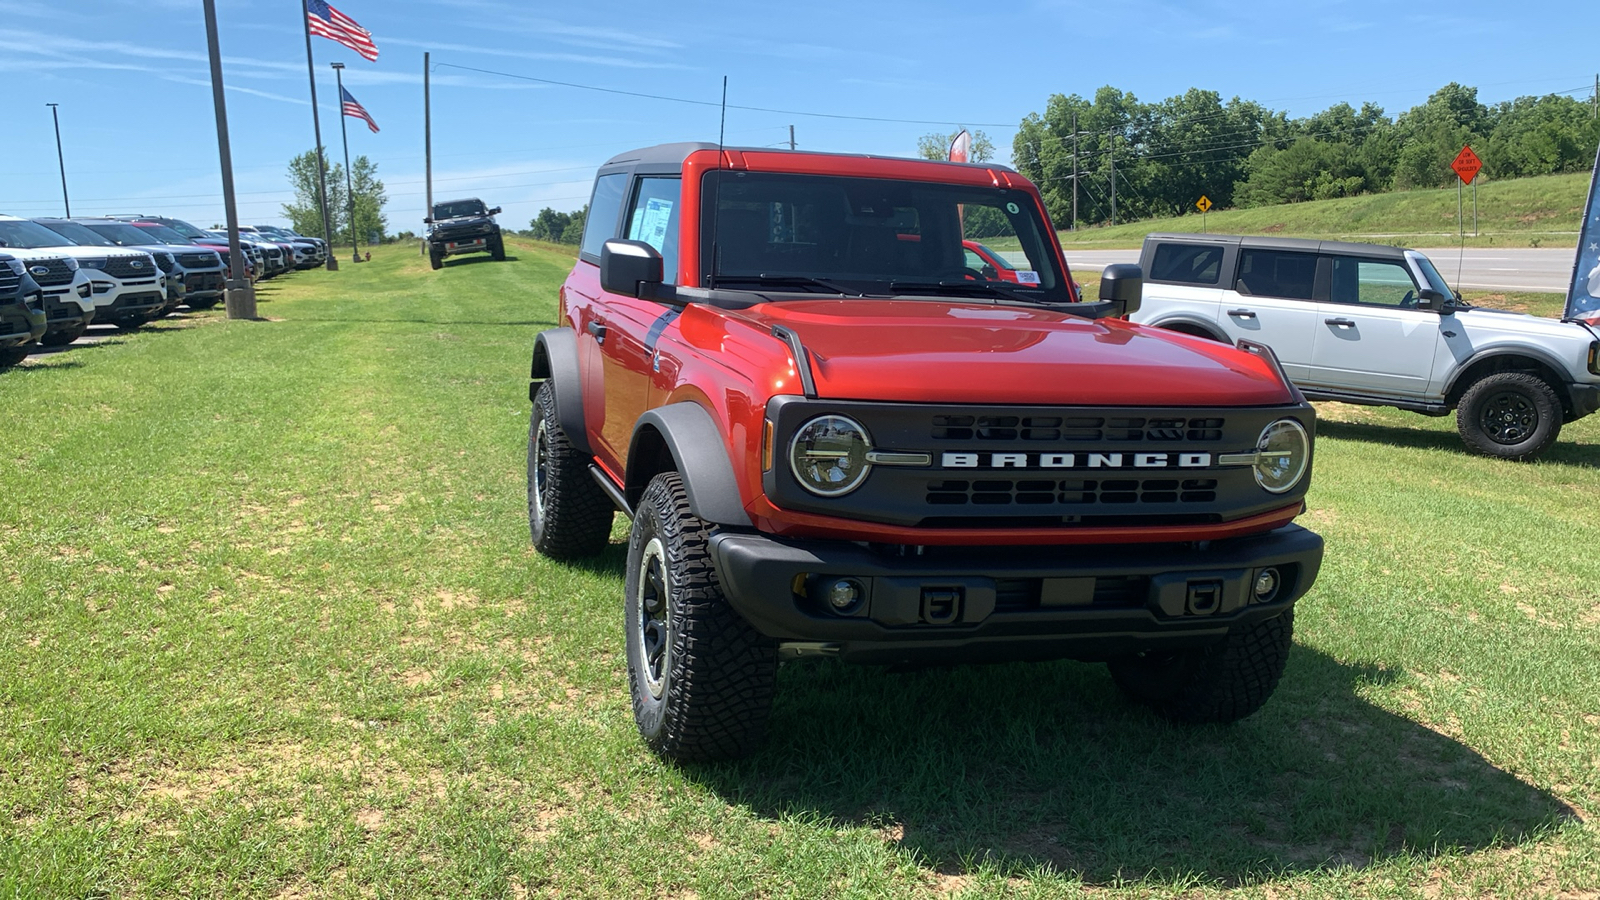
(1253, 567, 1281, 603)
(827, 578, 864, 613)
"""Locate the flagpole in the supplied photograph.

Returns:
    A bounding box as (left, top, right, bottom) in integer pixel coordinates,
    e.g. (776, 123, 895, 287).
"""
(333, 62, 360, 263)
(301, 0, 338, 271)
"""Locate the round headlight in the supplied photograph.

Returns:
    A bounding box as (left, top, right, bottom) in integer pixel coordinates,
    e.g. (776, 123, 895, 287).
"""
(789, 415, 872, 497)
(1253, 418, 1310, 494)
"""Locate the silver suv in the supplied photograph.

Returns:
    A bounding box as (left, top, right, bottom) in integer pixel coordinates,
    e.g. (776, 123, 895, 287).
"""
(1130, 234, 1600, 460)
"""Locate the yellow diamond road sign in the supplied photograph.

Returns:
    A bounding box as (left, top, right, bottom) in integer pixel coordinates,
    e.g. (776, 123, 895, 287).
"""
(1196, 195, 1212, 213)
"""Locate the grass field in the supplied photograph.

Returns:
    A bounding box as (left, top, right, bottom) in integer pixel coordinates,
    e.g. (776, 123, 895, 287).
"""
(3, 237, 1598, 898)
(1055, 172, 1592, 250)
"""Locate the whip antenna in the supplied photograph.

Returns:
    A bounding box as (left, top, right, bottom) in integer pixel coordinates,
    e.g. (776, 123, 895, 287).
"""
(709, 75, 727, 289)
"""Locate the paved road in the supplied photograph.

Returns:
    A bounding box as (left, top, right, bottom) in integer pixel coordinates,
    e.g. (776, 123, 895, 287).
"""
(1051, 247, 1581, 294)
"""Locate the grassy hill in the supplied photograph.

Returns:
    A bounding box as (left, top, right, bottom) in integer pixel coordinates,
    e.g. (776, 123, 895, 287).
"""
(1056, 171, 1593, 249)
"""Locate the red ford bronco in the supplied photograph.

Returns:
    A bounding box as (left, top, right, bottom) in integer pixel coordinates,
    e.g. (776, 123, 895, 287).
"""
(528, 143, 1323, 761)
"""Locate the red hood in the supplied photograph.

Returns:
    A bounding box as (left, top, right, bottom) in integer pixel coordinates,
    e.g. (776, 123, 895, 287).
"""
(732, 300, 1293, 406)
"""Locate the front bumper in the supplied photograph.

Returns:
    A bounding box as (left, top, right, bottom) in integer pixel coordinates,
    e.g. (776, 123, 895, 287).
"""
(0, 303, 45, 347)
(184, 270, 226, 299)
(709, 523, 1323, 665)
(1569, 382, 1600, 420)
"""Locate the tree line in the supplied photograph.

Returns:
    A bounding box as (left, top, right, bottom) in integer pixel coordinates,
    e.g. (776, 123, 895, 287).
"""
(283, 149, 389, 243)
(1006, 82, 1600, 227)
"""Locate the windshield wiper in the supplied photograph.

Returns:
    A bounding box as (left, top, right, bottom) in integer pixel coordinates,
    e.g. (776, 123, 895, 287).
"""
(712, 274, 860, 295)
(888, 279, 1039, 305)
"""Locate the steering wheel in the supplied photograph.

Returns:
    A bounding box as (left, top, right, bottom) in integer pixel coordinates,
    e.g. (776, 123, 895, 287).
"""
(935, 266, 986, 282)
(1398, 289, 1416, 308)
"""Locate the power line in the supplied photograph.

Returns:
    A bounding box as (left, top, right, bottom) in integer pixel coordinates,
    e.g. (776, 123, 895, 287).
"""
(433, 62, 1012, 127)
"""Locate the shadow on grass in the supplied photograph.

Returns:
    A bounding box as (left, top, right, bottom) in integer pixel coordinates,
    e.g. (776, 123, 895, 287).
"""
(440, 255, 521, 268)
(287, 317, 556, 327)
(687, 647, 1575, 885)
(1318, 419, 1600, 468)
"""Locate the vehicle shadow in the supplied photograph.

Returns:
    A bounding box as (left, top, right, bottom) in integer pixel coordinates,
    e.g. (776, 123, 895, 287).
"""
(441, 255, 520, 267)
(1317, 419, 1600, 468)
(288, 317, 555, 327)
(684, 648, 1575, 885)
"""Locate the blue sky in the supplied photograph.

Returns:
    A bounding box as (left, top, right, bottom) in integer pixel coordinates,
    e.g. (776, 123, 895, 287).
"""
(3, 0, 1595, 235)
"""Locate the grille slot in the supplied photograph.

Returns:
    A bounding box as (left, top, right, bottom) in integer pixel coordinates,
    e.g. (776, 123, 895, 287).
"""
(932, 414, 1225, 442)
(27, 258, 74, 287)
(993, 576, 1151, 611)
(101, 257, 154, 279)
(0, 267, 18, 293)
(180, 252, 221, 268)
(925, 478, 1218, 507)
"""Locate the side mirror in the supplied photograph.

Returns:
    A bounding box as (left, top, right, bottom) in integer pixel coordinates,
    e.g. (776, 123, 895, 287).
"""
(601, 239, 665, 299)
(489, 207, 502, 216)
(1098, 263, 1143, 317)
(1416, 287, 1449, 313)
(423, 217, 433, 224)
(980, 264, 998, 280)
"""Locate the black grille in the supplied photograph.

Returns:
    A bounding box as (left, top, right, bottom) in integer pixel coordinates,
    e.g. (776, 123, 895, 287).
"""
(152, 252, 176, 274)
(102, 256, 156, 279)
(931, 415, 1225, 442)
(180, 252, 221, 268)
(994, 576, 1150, 611)
(0, 265, 18, 294)
(28, 258, 74, 287)
(926, 477, 1220, 507)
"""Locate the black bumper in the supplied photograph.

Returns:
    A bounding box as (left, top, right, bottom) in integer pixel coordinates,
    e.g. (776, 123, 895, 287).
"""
(0, 304, 46, 347)
(1569, 382, 1600, 420)
(709, 524, 1323, 665)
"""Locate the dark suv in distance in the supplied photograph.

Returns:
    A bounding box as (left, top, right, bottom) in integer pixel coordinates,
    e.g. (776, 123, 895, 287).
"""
(425, 198, 504, 269)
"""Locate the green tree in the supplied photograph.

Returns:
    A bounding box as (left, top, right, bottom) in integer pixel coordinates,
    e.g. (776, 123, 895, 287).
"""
(917, 129, 995, 162)
(528, 208, 573, 243)
(1392, 83, 1488, 189)
(563, 206, 586, 245)
(281, 148, 345, 240)
(348, 156, 387, 243)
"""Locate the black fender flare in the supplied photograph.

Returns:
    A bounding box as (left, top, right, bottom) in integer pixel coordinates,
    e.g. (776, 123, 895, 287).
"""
(530, 328, 590, 455)
(1145, 315, 1229, 342)
(1442, 346, 1573, 405)
(627, 403, 750, 527)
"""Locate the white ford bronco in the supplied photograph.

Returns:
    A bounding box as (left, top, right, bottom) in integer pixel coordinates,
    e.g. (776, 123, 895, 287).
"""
(1129, 233, 1600, 460)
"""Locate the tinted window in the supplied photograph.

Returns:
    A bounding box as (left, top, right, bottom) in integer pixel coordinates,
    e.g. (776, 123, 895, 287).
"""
(1329, 257, 1418, 307)
(1150, 243, 1223, 285)
(1236, 248, 1316, 301)
(432, 200, 486, 219)
(580, 173, 628, 260)
(625, 177, 680, 283)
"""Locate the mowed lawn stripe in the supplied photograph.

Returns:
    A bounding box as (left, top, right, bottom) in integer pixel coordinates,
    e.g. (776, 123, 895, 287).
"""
(2, 235, 1597, 897)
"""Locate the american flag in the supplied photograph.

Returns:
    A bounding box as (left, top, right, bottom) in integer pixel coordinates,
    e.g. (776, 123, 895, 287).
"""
(340, 86, 379, 133)
(306, 0, 378, 62)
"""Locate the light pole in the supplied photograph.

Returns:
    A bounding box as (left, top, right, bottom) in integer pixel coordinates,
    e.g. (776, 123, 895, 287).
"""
(45, 103, 70, 217)
(201, 0, 256, 318)
(331, 62, 361, 263)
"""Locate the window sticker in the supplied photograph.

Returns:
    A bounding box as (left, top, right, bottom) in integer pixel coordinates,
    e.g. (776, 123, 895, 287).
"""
(1005, 202, 1020, 214)
(1016, 270, 1041, 284)
(631, 197, 675, 252)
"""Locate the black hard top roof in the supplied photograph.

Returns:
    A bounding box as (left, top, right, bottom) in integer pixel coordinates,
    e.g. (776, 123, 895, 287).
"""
(1144, 232, 1410, 260)
(599, 142, 1017, 174)
(434, 197, 486, 206)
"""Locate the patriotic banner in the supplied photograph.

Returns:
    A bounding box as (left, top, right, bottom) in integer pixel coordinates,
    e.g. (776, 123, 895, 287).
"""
(307, 0, 378, 62)
(1566, 142, 1600, 322)
(341, 86, 379, 133)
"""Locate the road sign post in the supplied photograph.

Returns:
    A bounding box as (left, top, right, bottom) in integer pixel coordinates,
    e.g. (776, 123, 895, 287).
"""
(1451, 146, 1482, 242)
(1196, 195, 1211, 233)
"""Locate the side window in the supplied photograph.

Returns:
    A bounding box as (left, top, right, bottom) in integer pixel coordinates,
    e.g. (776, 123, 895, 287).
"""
(1235, 248, 1316, 301)
(579, 173, 628, 260)
(963, 247, 986, 269)
(1150, 243, 1223, 285)
(625, 177, 680, 284)
(1328, 257, 1419, 307)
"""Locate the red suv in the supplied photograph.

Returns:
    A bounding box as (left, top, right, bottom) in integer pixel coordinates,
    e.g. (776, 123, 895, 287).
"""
(528, 143, 1323, 760)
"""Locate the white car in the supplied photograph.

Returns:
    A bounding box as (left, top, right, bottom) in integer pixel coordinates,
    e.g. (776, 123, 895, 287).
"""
(1130, 233, 1600, 460)
(0, 216, 164, 331)
(0, 229, 96, 346)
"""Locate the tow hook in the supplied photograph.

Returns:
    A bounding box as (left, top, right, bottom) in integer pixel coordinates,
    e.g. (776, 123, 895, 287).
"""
(920, 587, 962, 625)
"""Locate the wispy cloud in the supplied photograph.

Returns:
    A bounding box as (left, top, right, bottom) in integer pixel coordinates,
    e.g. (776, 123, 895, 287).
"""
(381, 35, 690, 71)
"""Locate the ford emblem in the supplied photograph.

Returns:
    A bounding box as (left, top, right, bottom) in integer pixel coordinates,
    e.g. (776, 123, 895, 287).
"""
(130, 260, 144, 269)
(30, 266, 49, 277)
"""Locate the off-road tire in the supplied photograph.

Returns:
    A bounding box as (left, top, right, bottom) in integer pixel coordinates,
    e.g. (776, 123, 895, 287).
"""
(490, 236, 506, 261)
(429, 249, 443, 271)
(625, 471, 776, 762)
(527, 381, 613, 559)
(1108, 610, 1294, 724)
(39, 324, 84, 347)
(0, 346, 28, 368)
(1456, 372, 1561, 461)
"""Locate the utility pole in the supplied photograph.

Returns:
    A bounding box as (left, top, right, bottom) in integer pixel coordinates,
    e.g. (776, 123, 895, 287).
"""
(1070, 111, 1078, 231)
(424, 51, 433, 256)
(1108, 128, 1117, 226)
(789, 124, 795, 151)
(1594, 74, 1597, 119)
(45, 103, 70, 217)
(332, 62, 361, 263)
(300, 0, 337, 270)
(202, 0, 256, 318)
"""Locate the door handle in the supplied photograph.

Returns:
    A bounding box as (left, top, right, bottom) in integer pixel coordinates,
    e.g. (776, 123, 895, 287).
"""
(586, 320, 607, 343)
(1324, 318, 1356, 328)
(1226, 308, 1256, 319)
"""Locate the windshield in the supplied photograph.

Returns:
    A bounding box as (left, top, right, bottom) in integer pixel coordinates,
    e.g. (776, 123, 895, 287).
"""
(132, 223, 192, 244)
(703, 172, 1071, 301)
(156, 218, 210, 240)
(0, 219, 84, 249)
(85, 222, 167, 246)
(433, 200, 487, 219)
(1410, 252, 1457, 300)
(35, 220, 116, 247)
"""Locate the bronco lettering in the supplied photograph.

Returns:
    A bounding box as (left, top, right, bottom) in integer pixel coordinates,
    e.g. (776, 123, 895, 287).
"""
(939, 451, 1215, 470)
